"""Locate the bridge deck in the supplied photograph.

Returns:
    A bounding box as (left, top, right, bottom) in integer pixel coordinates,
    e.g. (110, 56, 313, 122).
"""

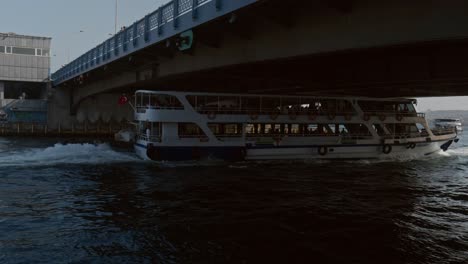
(51, 0, 258, 86)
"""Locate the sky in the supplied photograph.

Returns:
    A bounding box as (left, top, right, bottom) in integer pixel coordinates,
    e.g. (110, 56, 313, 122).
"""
(0, 0, 165, 70)
(1, 0, 467, 111)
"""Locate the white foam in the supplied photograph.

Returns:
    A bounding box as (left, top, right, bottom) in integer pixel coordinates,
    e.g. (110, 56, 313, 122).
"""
(0, 143, 139, 167)
(446, 146, 468, 156)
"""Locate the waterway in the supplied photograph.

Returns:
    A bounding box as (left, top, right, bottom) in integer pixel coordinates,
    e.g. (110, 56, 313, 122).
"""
(0, 131, 467, 263)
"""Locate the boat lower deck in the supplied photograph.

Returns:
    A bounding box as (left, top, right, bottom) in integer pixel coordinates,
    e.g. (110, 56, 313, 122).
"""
(135, 139, 454, 161)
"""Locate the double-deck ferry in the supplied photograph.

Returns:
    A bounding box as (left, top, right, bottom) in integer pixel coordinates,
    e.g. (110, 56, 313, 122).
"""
(131, 90, 458, 161)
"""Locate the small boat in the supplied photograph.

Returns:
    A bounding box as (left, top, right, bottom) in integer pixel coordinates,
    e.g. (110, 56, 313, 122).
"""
(434, 118, 463, 134)
(133, 90, 458, 161)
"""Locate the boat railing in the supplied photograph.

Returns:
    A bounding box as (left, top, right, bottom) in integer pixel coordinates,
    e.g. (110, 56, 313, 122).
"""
(136, 105, 185, 112)
(383, 132, 430, 140)
(195, 106, 357, 116)
(361, 111, 424, 118)
(244, 132, 372, 138)
(137, 134, 161, 142)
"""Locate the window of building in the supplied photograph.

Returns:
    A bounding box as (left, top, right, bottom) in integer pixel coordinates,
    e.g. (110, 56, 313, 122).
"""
(0, 46, 4, 53)
(178, 123, 207, 138)
(12, 47, 36, 56)
(6, 46, 12, 54)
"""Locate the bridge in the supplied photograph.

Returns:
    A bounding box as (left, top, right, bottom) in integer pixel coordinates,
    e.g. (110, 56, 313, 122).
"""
(49, 0, 468, 129)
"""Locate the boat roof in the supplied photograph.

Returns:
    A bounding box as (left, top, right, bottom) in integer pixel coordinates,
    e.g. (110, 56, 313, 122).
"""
(135, 90, 416, 102)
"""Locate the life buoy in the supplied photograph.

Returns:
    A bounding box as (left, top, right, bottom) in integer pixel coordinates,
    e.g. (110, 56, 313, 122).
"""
(270, 111, 280, 120)
(327, 113, 336, 121)
(410, 143, 416, 149)
(318, 146, 328, 156)
(396, 114, 403, 121)
(207, 111, 216, 120)
(363, 114, 370, 121)
(379, 114, 386, 121)
(382, 144, 392, 154)
(249, 112, 259, 120)
(308, 111, 317, 121)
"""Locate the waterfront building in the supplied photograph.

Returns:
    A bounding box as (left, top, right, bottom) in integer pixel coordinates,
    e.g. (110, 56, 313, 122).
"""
(0, 33, 51, 123)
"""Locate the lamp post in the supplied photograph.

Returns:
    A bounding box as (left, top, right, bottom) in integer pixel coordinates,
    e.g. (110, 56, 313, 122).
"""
(115, 0, 118, 35)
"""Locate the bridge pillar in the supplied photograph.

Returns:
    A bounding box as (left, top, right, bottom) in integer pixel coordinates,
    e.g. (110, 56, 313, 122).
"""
(48, 87, 75, 130)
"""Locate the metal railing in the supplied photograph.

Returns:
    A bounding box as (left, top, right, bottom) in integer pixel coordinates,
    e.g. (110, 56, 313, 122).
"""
(432, 127, 456, 136)
(361, 111, 424, 117)
(52, 0, 258, 85)
(195, 107, 357, 117)
(137, 134, 161, 142)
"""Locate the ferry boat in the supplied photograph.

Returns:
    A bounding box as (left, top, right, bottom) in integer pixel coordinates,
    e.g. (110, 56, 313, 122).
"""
(132, 90, 458, 161)
(434, 118, 463, 133)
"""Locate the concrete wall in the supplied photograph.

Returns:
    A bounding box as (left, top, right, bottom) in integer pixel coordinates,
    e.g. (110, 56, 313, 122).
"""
(47, 87, 133, 130)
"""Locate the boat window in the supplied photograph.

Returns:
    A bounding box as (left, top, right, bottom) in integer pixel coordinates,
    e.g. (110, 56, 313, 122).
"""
(359, 101, 398, 113)
(136, 93, 184, 109)
(241, 96, 261, 113)
(397, 103, 416, 113)
(281, 97, 301, 109)
(384, 123, 417, 136)
(338, 124, 349, 135)
(342, 123, 371, 136)
(336, 99, 354, 114)
(261, 97, 282, 112)
(196, 95, 220, 112)
(208, 123, 243, 137)
(372, 124, 386, 136)
(188, 95, 241, 112)
(178, 123, 206, 138)
(415, 123, 425, 131)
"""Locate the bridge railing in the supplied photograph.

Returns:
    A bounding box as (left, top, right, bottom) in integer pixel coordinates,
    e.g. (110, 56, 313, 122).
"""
(52, 0, 258, 85)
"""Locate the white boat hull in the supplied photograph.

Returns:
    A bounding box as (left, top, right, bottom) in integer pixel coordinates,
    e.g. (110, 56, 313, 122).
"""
(135, 139, 453, 161)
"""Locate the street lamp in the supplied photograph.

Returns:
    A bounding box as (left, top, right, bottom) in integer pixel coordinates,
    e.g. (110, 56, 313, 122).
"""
(114, 0, 118, 35)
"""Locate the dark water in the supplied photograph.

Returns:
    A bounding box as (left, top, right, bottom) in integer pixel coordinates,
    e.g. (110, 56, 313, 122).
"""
(0, 133, 468, 264)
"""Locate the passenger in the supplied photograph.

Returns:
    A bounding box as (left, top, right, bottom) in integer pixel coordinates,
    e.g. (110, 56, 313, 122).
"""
(146, 125, 151, 140)
(341, 128, 347, 135)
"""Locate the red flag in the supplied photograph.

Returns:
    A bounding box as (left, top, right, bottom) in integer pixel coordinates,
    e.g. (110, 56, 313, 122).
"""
(118, 95, 128, 105)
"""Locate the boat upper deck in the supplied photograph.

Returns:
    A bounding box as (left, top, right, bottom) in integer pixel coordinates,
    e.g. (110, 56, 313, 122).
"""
(134, 90, 422, 118)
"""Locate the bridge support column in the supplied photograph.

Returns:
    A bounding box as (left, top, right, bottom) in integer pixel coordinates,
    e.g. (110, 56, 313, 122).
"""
(47, 87, 75, 131)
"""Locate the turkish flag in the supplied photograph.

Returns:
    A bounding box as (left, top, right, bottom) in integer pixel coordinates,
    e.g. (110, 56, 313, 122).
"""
(118, 95, 128, 105)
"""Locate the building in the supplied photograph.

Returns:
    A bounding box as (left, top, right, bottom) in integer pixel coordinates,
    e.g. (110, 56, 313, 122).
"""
(0, 33, 51, 123)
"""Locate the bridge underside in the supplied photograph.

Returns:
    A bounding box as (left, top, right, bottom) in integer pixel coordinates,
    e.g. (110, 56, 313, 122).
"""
(69, 39, 468, 99)
(129, 40, 468, 98)
(55, 0, 468, 113)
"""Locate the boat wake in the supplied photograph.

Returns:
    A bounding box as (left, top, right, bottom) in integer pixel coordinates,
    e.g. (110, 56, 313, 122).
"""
(0, 143, 140, 167)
